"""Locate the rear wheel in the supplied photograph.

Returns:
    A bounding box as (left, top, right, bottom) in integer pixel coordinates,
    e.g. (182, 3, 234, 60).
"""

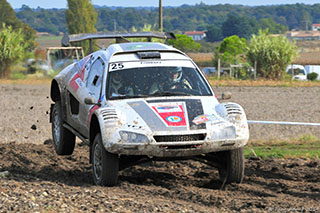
(92, 133, 119, 186)
(51, 101, 75, 155)
(218, 147, 245, 184)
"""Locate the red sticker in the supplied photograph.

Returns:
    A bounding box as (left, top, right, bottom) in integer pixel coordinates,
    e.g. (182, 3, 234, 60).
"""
(150, 103, 187, 127)
(70, 73, 80, 92)
(88, 105, 100, 126)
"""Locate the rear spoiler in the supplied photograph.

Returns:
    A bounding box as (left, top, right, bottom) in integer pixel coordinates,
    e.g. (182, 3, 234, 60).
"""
(62, 32, 176, 53)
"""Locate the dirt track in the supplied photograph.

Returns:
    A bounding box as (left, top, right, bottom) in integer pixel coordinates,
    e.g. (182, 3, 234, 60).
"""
(1, 84, 320, 144)
(0, 84, 320, 212)
(0, 142, 319, 212)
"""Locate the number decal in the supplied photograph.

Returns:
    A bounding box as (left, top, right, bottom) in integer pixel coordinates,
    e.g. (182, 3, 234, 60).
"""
(110, 63, 124, 70)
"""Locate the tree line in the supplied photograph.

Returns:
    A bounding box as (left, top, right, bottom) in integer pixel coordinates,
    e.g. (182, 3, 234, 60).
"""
(0, 0, 305, 80)
(15, 3, 320, 38)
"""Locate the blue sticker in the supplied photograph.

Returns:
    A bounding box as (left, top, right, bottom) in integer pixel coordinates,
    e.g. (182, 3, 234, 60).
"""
(166, 116, 182, 123)
(100, 94, 105, 102)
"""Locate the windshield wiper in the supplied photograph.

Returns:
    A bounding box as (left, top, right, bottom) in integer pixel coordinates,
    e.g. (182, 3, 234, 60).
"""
(110, 92, 192, 100)
(150, 91, 192, 97)
(110, 94, 150, 100)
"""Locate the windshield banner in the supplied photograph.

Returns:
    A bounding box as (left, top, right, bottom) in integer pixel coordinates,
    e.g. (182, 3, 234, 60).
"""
(109, 60, 194, 72)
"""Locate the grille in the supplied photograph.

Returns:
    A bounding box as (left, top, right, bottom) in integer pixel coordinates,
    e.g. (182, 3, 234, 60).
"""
(224, 104, 242, 115)
(154, 134, 206, 142)
(100, 109, 118, 121)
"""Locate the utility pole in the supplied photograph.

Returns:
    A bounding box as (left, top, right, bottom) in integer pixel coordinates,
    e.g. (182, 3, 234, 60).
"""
(159, 0, 163, 32)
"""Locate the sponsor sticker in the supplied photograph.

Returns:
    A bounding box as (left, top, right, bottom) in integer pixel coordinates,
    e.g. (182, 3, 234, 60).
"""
(150, 102, 187, 127)
(156, 105, 182, 113)
(75, 78, 83, 87)
(166, 116, 182, 123)
(192, 115, 209, 125)
(192, 114, 222, 125)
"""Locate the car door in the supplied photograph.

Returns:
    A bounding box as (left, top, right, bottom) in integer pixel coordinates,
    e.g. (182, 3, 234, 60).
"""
(78, 57, 105, 136)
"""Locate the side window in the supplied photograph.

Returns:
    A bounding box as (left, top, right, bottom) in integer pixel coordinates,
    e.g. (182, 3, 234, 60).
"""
(87, 58, 104, 102)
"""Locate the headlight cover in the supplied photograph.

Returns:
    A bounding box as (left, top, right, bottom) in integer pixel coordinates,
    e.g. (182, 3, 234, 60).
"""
(211, 126, 236, 140)
(119, 131, 150, 143)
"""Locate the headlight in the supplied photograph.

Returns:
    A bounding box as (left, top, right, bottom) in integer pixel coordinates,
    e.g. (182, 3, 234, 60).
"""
(211, 126, 236, 140)
(119, 131, 149, 143)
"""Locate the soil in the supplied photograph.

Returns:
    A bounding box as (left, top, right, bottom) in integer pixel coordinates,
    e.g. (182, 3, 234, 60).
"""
(0, 84, 319, 212)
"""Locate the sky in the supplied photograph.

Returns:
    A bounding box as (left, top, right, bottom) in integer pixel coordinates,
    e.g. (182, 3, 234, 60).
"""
(6, 0, 320, 9)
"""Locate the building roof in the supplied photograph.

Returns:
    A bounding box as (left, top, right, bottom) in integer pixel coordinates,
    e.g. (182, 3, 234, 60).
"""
(185, 31, 206, 35)
(290, 31, 320, 37)
(286, 30, 320, 39)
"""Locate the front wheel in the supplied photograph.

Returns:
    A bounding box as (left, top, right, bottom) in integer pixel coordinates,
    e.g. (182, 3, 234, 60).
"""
(218, 147, 245, 184)
(92, 133, 119, 186)
(51, 101, 75, 155)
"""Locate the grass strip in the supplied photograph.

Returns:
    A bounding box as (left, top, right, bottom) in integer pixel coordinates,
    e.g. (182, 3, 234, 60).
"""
(246, 134, 320, 159)
(207, 78, 320, 87)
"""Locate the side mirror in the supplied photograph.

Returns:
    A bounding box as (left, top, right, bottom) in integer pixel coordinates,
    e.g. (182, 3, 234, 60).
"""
(84, 97, 95, 105)
(220, 91, 232, 100)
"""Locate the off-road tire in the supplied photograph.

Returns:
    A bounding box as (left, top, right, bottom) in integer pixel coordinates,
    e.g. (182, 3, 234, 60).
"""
(51, 101, 76, 155)
(92, 133, 119, 186)
(218, 147, 244, 184)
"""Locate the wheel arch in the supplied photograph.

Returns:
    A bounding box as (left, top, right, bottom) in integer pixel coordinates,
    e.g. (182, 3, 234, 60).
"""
(50, 79, 61, 102)
(89, 114, 101, 163)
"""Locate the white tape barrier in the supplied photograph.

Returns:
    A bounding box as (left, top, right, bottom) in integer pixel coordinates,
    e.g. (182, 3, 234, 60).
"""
(247, 120, 320, 126)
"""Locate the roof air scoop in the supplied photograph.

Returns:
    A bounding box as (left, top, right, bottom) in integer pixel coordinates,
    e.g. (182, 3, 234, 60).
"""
(136, 51, 161, 59)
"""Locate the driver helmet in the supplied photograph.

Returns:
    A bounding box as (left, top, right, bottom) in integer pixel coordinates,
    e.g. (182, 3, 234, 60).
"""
(112, 72, 122, 85)
(168, 67, 182, 83)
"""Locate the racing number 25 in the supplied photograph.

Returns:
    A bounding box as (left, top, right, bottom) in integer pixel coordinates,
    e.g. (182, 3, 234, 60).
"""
(110, 63, 124, 70)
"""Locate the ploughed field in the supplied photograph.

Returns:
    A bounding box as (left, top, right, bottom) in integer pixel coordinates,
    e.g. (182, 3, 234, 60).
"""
(0, 84, 319, 212)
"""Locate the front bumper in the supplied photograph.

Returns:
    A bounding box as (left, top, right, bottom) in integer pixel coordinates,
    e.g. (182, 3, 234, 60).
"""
(105, 137, 248, 157)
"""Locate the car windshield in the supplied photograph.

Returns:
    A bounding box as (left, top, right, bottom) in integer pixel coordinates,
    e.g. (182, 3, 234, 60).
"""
(107, 66, 212, 100)
(287, 68, 305, 75)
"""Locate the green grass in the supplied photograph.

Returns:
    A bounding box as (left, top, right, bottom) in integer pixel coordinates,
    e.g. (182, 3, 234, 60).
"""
(246, 134, 320, 159)
(35, 35, 62, 49)
(36, 35, 62, 42)
(10, 72, 27, 80)
(206, 77, 320, 87)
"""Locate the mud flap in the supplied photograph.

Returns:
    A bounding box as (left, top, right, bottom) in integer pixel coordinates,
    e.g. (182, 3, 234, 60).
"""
(49, 104, 54, 123)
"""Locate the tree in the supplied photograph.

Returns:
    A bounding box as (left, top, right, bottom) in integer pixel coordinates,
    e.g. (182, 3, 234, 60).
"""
(216, 35, 247, 65)
(0, 0, 23, 28)
(214, 35, 248, 78)
(0, 24, 26, 78)
(206, 25, 223, 42)
(247, 30, 298, 80)
(66, 0, 98, 54)
(222, 15, 258, 39)
(167, 34, 200, 52)
(0, 0, 36, 78)
(258, 18, 287, 34)
(13, 4, 320, 39)
(0, 0, 36, 52)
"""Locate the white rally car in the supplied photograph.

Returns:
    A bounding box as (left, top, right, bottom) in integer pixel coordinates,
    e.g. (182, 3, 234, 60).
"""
(50, 35, 249, 186)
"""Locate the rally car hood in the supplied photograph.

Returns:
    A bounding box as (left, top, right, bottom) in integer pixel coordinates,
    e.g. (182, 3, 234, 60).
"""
(106, 96, 236, 135)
